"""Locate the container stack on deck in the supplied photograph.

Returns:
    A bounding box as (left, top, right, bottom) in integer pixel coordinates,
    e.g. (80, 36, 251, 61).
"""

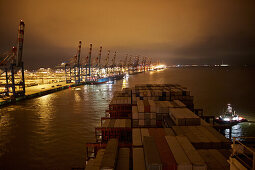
(96, 119, 132, 143)
(107, 88, 132, 118)
(86, 84, 232, 170)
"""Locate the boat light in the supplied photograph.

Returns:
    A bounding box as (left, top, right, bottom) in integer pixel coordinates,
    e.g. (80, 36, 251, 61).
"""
(223, 118, 230, 122)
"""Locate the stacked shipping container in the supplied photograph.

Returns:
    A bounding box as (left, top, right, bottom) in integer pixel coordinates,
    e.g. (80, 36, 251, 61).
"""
(86, 84, 232, 170)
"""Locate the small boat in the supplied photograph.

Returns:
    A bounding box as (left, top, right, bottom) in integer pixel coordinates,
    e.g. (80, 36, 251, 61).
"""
(215, 104, 247, 125)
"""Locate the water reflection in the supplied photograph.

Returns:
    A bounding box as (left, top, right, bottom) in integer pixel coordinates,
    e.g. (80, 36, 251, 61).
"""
(0, 113, 11, 157)
(224, 122, 255, 140)
(74, 92, 81, 102)
(34, 94, 56, 134)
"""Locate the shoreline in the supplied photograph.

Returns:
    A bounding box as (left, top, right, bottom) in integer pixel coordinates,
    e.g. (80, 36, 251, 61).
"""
(0, 82, 81, 108)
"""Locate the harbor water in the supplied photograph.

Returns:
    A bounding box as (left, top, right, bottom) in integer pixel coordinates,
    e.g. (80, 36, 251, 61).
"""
(0, 67, 255, 169)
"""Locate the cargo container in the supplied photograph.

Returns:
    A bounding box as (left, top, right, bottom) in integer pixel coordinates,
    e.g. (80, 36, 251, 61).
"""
(165, 136, 192, 170)
(96, 119, 131, 143)
(116, 148, 130, 170)
(198, 149, 230, 170)
(100, 139, 119, 170)
(169, 108, 201, 126)
(176, 136, 207, 170)
(143, 136, 162, 170)
(133, 148, 146, 170)
(172, 126, 231, 149)
(86, 84, 234, 170)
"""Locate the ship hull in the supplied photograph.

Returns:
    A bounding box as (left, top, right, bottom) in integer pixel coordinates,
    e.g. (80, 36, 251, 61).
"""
(86, 77, 109, 85)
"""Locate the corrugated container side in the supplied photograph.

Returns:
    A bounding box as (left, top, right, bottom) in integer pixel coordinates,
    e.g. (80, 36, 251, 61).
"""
(132, 106, 138, 119)
(139, 119, 145, 126)
(173, 100, 186, 107)
(138, 113, 145, 119)
(148, 100, 157, 112)
(165, 136, 192, 170)
(208, 149, 229, 170)
(204, 126, 230, 144)
(125, 119, 131, 128)
(143, 136, 162, 170)
(140, 128, 150, 142)
(132, 128, 142, 147)
(102, 119, 110, 128)
(176, 136, 207, 170)
(116, 148, 130, 170)
(189, 126, 210, 148)
(144, 100, 150, 112)
(85, 149, 105, 170)
(197, 150, 226, 170)
(108, 119, 116, 128)
(133, 148, 146, 170)
(137, 100, 144, 112)
(172, 126, 185, 136)
(148, 128, 177, 170)
(164, 128, 175, 136)
(179, 126, 201, 148)
(197, 126, 221, 148)
(100, 139, 118, 170)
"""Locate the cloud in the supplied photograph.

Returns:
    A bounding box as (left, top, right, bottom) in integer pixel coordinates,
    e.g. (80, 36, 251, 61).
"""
(0, 0, 254, 68)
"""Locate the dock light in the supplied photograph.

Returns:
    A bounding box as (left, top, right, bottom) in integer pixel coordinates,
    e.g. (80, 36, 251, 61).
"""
(154, 64, 166, 69)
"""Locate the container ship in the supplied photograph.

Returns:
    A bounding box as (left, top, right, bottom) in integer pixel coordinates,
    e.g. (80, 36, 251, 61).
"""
(85, 84, 255, 170)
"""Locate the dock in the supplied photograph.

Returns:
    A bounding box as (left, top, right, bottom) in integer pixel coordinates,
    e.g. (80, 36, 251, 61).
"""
(0, 82, 77, 107)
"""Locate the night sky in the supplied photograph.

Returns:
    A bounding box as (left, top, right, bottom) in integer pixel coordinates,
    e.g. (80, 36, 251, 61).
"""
(0, 0, 255, 69)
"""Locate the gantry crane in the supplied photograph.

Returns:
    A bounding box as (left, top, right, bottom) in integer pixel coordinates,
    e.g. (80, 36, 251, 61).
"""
(64, 41, 82, 84)
(0, 20, 25, 98)
(104, 50, 110, 74)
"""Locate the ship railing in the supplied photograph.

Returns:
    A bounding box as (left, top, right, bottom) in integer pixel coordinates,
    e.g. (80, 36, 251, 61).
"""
(232, 137, 255, 170)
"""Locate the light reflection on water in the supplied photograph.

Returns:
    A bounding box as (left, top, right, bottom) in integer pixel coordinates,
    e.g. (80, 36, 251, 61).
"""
(225, 122, 255, 140)
(0, 67, 255, 169)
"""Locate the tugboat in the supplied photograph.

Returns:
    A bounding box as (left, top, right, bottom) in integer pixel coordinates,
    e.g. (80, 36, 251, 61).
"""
(215, 104, 247, 125)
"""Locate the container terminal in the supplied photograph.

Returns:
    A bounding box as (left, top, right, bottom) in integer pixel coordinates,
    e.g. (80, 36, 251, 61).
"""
(1, 20, 254, 170)
(0, 20, 165, 106)
(85, 84, 255, 170)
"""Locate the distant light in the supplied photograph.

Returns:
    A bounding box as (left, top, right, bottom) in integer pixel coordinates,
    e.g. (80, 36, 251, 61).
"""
(223, 118, 230, 122)
(220, 64, 229, 67)
(154, 64, 166, 69)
